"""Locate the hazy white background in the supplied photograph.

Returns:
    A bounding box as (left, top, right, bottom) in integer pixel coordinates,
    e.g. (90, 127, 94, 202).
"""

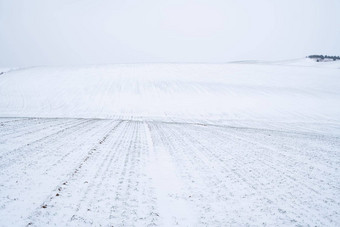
(0, 0, 339, 67)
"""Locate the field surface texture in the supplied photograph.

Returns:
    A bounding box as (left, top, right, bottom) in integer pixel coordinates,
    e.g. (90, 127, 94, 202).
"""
(0, 59, 339, 226)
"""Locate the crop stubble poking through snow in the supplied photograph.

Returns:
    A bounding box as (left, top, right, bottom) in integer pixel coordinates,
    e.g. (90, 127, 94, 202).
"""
(0, 118, 339, 226)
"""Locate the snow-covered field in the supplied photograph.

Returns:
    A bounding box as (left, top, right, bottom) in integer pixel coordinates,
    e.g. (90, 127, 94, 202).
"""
(1, 59, 339, 121)
(0, 59, 340, 226)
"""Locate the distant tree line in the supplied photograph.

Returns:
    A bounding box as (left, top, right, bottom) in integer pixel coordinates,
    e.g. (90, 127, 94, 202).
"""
(307, 55, 340, 62)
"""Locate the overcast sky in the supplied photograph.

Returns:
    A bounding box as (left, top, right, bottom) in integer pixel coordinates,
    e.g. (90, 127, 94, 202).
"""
(0, 0, 339, 67)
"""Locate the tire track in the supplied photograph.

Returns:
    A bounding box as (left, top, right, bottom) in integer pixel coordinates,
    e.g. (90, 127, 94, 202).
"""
(26, 120, 123, 226)
(0, 120, 113, 189)
(0, 118, 75, 140)
(155, 122, 339, 226)
(0, 119, 93, 168)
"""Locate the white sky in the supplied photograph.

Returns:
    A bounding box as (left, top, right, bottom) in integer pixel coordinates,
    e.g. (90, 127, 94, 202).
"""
(0, 0, 339, 67)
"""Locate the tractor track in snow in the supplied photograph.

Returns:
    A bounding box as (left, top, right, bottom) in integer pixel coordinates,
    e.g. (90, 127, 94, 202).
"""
(0, 119, 94, 168)
(0, 117, 339, 226)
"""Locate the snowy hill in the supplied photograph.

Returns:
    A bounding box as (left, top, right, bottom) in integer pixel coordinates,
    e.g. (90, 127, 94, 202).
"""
(0, 59, 339, 123)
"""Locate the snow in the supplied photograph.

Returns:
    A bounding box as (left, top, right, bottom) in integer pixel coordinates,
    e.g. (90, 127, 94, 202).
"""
(0, 60, 339, 123)
(0, 59, 340, 226)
